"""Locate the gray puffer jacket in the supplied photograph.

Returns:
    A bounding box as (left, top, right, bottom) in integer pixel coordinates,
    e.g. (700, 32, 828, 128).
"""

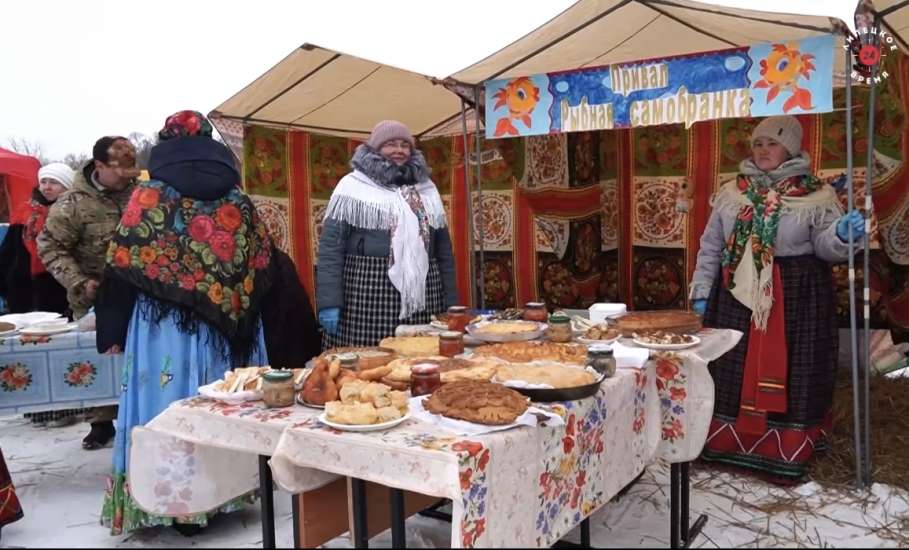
(316, 146, 459, 313)
(690, 177, 853, 301)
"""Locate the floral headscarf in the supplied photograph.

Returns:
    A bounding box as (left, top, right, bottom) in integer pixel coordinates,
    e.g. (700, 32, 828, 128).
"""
(158, 110, 213, 141)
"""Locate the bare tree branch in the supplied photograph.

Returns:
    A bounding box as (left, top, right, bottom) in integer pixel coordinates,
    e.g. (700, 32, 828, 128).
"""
(4, 137, 49, 165)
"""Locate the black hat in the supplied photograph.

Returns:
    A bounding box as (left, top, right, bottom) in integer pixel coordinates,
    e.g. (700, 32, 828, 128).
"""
(92, 136, 128, 163)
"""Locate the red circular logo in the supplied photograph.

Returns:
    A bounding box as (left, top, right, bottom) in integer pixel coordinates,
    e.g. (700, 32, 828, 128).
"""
(859, 44, 881, 67)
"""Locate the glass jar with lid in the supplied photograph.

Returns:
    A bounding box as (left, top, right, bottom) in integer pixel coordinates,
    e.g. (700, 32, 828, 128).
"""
(447, 306, 470, 332)
(586, 344, 616, 378)
(438, 331, 465, 357)
(523, 302, 548, 322)
(547, 313, 573, 343)
(336, 352, 359, 372)
(410, 363, 441, 397)
(262, 370, 295, 408)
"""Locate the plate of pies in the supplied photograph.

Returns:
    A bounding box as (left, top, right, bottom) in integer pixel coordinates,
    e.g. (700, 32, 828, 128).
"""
(632, 331, 700, 350)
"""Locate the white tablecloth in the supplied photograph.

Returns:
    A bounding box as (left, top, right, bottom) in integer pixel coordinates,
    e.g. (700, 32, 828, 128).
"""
(128, 329, 741, 547)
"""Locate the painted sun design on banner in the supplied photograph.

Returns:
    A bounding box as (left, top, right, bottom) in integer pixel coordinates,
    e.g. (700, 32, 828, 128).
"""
(754, 43, 816, 113)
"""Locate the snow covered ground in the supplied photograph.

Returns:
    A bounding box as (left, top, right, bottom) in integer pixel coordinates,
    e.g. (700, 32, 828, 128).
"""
(2, 415, 907, 548)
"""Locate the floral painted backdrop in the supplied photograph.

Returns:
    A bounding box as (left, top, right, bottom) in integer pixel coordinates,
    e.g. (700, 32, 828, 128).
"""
(238, 53, 909, 339)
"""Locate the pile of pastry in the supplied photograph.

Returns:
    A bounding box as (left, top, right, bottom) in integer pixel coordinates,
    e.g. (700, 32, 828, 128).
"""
(325, 380, 409, 425)
(214, 366, 306, 394)
(583, 324, 621, 341)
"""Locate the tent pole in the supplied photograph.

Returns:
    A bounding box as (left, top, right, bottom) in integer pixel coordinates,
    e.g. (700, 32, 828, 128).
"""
(844, 37, 863, 490)
(460, 98, 477, 308)
(862, 14, 882, 488)
(473, 86, 487, 309)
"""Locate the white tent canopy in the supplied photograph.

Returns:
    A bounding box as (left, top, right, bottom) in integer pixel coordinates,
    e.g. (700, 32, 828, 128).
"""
(210, 0, 852, 139)
(869, 0, 909, 52)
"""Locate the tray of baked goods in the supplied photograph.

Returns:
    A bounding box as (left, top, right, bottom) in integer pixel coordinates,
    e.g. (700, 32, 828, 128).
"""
(613, 309, 701, 337)
(465, 320, 548, 343)
(468, 341, 607, 402)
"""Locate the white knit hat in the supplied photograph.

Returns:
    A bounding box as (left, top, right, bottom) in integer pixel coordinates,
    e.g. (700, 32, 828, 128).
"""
(38, 162, 76, 190)
(751, 115, 803, 157)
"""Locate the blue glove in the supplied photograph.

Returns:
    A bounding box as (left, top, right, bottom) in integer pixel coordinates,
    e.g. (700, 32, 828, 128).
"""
(836, 210, 865, 243)
(691, 299, 707, 315)
(318, 307, 340, 335)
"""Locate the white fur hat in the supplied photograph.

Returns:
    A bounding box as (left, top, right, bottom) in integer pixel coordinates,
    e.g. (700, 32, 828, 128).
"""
(38, 162, 76, 190)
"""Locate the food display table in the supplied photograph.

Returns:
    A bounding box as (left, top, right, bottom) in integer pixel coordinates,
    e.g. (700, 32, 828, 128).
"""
(0, 330, 123, 417)
(128, 329, 740, 548)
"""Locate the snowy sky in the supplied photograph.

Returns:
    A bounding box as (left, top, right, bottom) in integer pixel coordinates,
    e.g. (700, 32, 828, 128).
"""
(1, 0, 857, 161)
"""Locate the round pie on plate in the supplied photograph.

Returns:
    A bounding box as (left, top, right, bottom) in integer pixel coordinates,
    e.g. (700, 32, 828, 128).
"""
(425, 381, 529, 425)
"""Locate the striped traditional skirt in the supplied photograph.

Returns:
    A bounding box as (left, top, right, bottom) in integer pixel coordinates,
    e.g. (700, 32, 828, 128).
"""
(323, 254, 445, 349)
(700, 255, 838, 483)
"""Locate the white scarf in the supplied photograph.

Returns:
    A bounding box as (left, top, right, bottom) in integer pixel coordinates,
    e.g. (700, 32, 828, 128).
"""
(325, 170, 447, 319)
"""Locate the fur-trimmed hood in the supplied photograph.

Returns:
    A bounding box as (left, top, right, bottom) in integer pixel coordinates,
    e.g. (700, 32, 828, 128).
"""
(350, 144, 430, 187)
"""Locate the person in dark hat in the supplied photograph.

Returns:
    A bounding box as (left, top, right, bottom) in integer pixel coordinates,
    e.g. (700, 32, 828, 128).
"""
(36, 136, 139, 451)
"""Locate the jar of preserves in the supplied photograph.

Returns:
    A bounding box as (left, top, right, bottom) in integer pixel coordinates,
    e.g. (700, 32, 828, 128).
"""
(438, 331, 465, 357)
(336, 352, 359, 372)
(547, 313, 573, 343)
(523, 302, 548, 322)
(262, 370, 295, 408)
(410, 364, 441, 397)
(447, 306, 470, 332)
(587, 344, 616, 378)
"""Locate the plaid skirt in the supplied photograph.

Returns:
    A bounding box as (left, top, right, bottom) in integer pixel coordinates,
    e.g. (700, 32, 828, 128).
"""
(701, 255, 838, 482)
(323, 255, 445, 348)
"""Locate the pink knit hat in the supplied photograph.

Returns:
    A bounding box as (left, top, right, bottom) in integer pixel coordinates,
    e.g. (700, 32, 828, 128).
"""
(367, 120, 415, 149)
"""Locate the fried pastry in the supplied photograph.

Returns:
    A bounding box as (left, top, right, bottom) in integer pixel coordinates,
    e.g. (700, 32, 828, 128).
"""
(424, 381, 529, 425)
(325, 401, 378, 425)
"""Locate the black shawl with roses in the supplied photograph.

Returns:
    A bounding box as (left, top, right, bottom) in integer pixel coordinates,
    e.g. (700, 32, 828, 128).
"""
(96, 137, 274, 367)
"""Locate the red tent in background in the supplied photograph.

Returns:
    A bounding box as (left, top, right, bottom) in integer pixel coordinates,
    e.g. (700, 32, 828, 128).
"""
(0, 147, 40, 225)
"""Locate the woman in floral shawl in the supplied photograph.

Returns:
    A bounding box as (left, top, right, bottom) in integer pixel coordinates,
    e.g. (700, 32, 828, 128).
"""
(95, 111, 274, 535)
(689, 115, 865, 483)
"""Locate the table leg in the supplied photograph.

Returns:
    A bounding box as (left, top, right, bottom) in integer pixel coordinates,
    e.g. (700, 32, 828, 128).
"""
(681, 462, 690, 545)
(292, 493, 301, 549)
(390, 487, 406, 547)
(670, 463, 680, 549)
(580, 517, 591, 547)
(258, 455, 276, 549)
(418, 499, 452, 523)
(350, 477, 369, 548)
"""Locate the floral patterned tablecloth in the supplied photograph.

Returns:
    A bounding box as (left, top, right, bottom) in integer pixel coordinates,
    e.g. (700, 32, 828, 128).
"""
(128, 329, 741, 547)
(0, 330, 124, 417)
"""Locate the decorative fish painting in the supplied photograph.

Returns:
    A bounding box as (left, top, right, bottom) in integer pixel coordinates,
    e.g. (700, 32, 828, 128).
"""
(754, 43, 816, 113)
(492, 77, 541, 137)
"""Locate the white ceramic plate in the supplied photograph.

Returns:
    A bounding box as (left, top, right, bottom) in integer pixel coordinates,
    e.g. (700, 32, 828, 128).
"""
(631, 335, 700, 350)
(318, 411, 410, 432)
(466, 321, 547, 343)
(198, 382, 263, 404)
(0, 312, 63, 328)
(429, 320, 449, 331)
(576, 335, 621, 346)
(296, 392, 325, 409)
(19, 322, 79, 336)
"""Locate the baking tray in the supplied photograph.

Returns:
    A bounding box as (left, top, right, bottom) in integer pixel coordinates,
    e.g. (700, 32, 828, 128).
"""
(510, 371, 608, 402)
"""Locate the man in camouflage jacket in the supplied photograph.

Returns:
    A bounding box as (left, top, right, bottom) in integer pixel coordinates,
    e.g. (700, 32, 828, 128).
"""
(36, 136, 138, 450)
(38, 136, 138, 319)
